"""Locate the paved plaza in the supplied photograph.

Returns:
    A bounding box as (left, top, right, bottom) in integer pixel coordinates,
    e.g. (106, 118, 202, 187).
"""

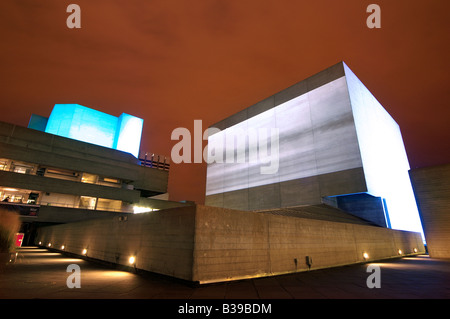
(1, 246, 448, 300)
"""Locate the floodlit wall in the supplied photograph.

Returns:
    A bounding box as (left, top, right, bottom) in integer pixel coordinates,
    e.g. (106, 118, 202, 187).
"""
(206, 76, 362, 194)
(205, 62, 424, 238)
(113, 113, 144, 158)
(344, 64, 424, 238)
(35, 205, 425, 284)
(45, 104, 118, 149)
(410, 164, 450, 258)
(205, 65, 367, 210)
(38, 104, 143, 158)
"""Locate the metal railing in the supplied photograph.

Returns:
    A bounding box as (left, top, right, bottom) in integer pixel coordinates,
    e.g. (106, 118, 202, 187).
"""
(0, 202, 40, 217)
(0, 201, 133, 214)
(139, 153, 170, 171)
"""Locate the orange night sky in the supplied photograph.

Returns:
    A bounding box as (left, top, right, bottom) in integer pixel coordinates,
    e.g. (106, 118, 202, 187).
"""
(1, 1, 449, 204)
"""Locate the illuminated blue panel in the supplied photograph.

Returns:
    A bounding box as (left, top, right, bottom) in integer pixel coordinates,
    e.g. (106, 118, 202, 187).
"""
(45, 104, 117, 148)
(28, 114, 48, 131)
(114, 113, 143, 158)
(343, 63, 424, 239)
(43, 104, 143, 157)
(45, 104, 77, 138)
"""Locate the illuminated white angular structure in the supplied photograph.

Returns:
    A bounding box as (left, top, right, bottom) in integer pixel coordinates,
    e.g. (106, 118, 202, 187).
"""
(205, 62, 424, 238)
(29, 104, 143, 158)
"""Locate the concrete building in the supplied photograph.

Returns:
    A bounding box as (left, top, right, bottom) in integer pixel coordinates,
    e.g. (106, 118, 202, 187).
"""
(410, 164, 450, 258)
(205, 61, 424, 239)
(32, 63, 426, 285)
(0, 105, 191, 245)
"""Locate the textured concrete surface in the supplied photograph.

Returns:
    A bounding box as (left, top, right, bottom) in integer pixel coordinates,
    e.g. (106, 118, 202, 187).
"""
(205, 75, 367, 211)
(193, 205, 424, 283)
(34, 205, 424, 284)
(0, 246, 449, 299)
(204, 62, 422, 243)
(410, 163, 450, 258)
(0, 120, 168, 194)
(35, 206, 197, 282)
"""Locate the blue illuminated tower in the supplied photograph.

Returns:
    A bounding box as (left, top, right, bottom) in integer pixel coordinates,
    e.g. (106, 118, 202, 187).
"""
(28, 104, 143, 158)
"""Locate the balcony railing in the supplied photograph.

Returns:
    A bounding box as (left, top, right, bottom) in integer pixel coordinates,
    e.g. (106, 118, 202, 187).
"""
(0, 202, 40, 217)
(0, 201, 133, 215)
(139, 153, 170, 171)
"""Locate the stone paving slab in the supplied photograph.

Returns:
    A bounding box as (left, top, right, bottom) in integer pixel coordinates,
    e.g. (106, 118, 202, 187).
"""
(1, 247, 449, 301)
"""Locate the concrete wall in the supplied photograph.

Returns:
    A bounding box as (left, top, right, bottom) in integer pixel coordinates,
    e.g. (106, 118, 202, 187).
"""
(35, 205, 424, 284)
(192, 205, 424, 283)
(21, 206, 128, 224)
(0, 121, 168, 194)
(205, 66, 367, 210)
(410, 164, 450, 258)
(36, 206, 196, 281)
(0, 170, 141, 203)
(206, 168, 367, 210)
(333, 193, 388, 227)
(209, 61, 347, 131)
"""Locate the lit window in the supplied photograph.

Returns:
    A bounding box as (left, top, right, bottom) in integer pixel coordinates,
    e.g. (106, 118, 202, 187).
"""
(81, 173, 98, 184)
(79, 196, 97, 210)
(102, 177, 119, 184)
(133, 206, 159, 214)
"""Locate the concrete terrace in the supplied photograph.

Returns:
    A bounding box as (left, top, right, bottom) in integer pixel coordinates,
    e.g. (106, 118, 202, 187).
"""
(1, 246, 449, 299)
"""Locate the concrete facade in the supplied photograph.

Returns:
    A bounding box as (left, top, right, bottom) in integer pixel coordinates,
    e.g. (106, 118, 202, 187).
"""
(36, 206, 196, 281)
(0, 120, 167, 195)
(205, 61, 423, 237)
(205, 67, 364, 205)
(329, 193, 389, 227)
(35, 204, 425, 284)
(410, 164, 450, 258)
(0, 120, 192, 245)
